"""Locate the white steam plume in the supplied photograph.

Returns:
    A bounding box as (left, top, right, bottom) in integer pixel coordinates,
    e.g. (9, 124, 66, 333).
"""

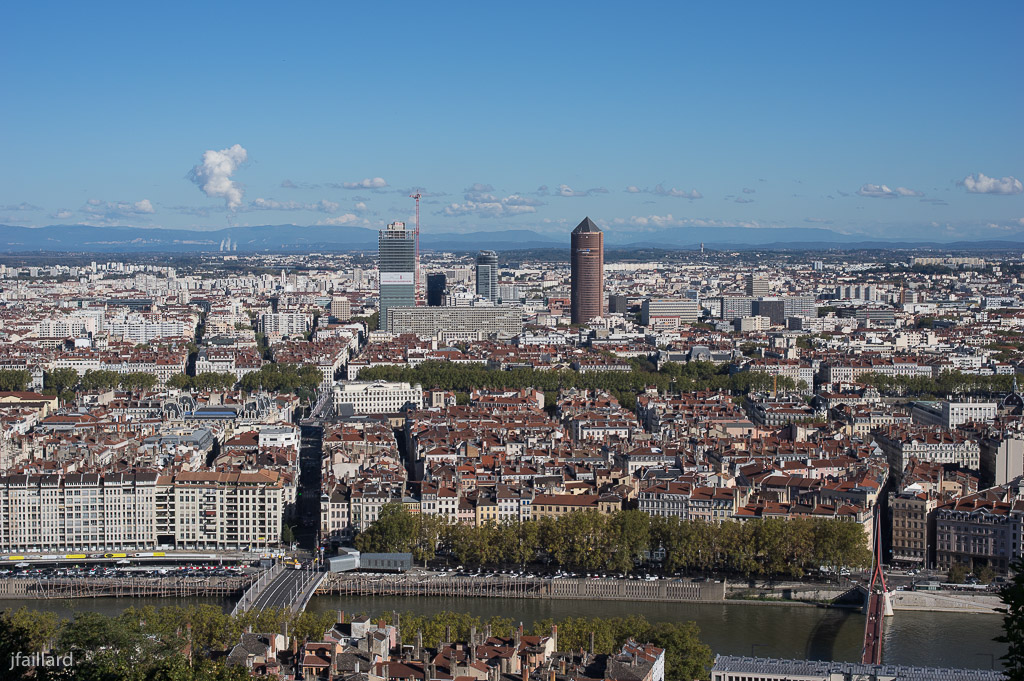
(188, 144, 248, 210)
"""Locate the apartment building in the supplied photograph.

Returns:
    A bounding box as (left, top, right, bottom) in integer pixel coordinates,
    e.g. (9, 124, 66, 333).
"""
(386, 304, 524, 338)
(934, 485, 1024, 574)
(162, 470, 284, 550)
(637, 482, 691, 518)
(641, 298, 700, 328)
(0, 471, 159, 552)
(332, 381, 423, 415)
(0, 470, 284, 552)
(889, 485, 937, 567)
(873, 427, 981, 477)
(261, 312, 311, 341)
(530, 493, 620, 519)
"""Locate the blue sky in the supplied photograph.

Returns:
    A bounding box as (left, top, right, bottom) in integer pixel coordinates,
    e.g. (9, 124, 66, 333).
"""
(1, 1, 1022, 240)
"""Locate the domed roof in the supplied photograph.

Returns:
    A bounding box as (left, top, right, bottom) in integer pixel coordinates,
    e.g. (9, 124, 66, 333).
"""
(1002, 376, 1024, 413)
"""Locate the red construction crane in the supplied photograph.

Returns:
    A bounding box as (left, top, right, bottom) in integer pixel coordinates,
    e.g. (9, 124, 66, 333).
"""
(410, 192, 422, 304)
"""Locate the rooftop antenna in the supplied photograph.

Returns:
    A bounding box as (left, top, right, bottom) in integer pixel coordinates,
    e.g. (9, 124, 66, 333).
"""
(410, 192, 422, 304)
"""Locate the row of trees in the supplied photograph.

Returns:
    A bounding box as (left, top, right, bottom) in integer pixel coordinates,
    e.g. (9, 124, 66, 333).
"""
(360, 360, 795, 410)
(858, 370, 1015, 398)
(0, 369, 31, 391)
(237, 363, 322, 397)
(0, 604, 288, 681)
(37, 363, 321, 401)
(167, 372, 238, 391)
(0, 605, 714, 681)
(355, 505, 872, 579)
(44, 368, 159, 397)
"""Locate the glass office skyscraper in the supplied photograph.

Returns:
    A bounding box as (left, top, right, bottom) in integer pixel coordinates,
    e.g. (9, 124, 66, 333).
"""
(378, 221, 416, 330)
(475, 250, 498, 302)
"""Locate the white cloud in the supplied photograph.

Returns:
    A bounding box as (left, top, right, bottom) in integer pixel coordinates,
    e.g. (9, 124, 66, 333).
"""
(856, 183, 923, 198)
(51, 209, 73, 220)
(443, 192, 542, 218)
(341, 177, 388, 190)
(188, 144, 248, 210)
(653, 184, 702, 199)
(248, 198, 339, 213)
(555, 184, 608, 197)
(961, 173, 1023, 195)
(354, 202, 368, 212)
(625, 185, 643, 193)
(316, 213, 365, 226)
(611, 214, 765, 230)
(83, 198, 156, 216)
(0, 202, 42, 211)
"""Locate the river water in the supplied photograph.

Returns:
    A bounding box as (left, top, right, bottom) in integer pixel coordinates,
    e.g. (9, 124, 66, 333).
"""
(0, 595, 1004, 670)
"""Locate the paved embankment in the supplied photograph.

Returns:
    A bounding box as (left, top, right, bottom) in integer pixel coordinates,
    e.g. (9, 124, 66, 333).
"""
(889, 589, 1002, 614)
(726, 583, 851, 604)
(319, 573, 727, 602)
(0, 575, 251, 600)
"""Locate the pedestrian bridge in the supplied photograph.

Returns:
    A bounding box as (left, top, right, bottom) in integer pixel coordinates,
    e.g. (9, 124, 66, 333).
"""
(231, 561, 326, 615)
(861, 510, 892, 665)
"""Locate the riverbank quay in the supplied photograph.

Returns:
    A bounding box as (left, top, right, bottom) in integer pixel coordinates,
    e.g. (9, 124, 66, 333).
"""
(0, 574, 252, 600)
(725, 579, 1004, 613)
(889, 589, 1002, 614)
(317, 571, 727, 602)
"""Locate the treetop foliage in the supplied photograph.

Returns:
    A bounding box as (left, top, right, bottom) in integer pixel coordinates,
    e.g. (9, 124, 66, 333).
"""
(355, 504, 871, 578)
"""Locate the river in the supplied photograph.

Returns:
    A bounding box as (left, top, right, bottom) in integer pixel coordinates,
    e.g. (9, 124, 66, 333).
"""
(0, 595, 1005, 670)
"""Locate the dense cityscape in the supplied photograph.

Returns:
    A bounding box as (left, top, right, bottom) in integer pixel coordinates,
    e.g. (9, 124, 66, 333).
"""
(0, 217, 1020, 678)
(4, 2, 1023, 679)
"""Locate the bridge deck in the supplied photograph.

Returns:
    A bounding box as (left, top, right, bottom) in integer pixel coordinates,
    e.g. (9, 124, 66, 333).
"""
(861, 507, 887, 664)
(234, 563, 323, 615)
(862, 591, 884, 664)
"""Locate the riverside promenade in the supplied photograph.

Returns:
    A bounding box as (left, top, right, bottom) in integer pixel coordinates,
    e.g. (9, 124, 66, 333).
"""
(317, 572, 727, 602)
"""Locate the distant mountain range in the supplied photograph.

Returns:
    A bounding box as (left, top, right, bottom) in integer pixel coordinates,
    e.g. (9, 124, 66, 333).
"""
(0, 223, 1020, 253)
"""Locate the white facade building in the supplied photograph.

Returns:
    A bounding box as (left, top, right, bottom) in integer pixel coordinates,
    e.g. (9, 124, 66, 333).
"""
(333, 381, 423, 414)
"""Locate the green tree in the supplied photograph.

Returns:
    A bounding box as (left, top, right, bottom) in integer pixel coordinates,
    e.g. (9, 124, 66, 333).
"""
(121, 372, 158, 391)
(354, 503, 416, 553)
(999, 557, 1024, 679)
(45, 368, 80, 396)
(0, 369, 32, 391)
(948, 563, 969, 584)
(80, 369, 121, 391)
(168, 374, 195, 390)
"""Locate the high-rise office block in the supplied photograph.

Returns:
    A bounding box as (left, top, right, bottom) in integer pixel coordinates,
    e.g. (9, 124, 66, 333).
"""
(746, 273, 769, 297)
(570, 217, 604, 324)
(751, 299, 785, 326)
(378, 221, 416, 330)
(330, 296, 351, 321)
(476, 250, 499, 302)
(426, 273, 447, 307)
(641, 298, 700, 327)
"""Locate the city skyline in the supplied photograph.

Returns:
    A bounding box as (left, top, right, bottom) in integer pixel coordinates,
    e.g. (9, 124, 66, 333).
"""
(1, 2, 1022, 243)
